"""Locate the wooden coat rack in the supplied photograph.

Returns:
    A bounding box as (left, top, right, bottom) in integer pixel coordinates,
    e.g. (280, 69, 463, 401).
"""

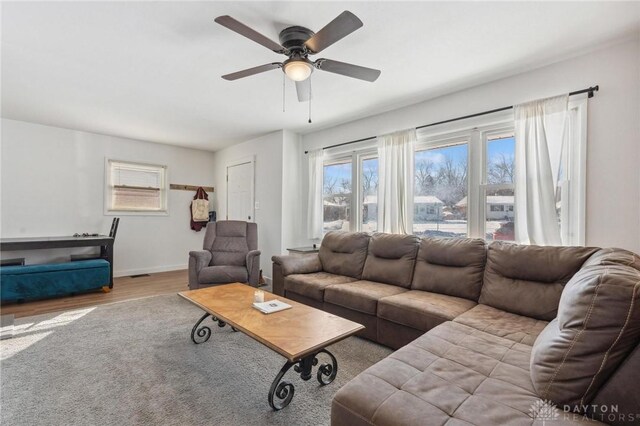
(170, 184, 214, 192)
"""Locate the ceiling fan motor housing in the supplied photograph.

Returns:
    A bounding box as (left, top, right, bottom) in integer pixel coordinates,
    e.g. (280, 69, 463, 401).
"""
(279, 26, 315, 53)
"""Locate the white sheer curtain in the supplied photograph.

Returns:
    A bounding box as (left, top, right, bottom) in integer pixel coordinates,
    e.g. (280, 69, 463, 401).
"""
(514, 94, 568, 245)
(307, 148, 324, 239)
(377, 129, 416, 234)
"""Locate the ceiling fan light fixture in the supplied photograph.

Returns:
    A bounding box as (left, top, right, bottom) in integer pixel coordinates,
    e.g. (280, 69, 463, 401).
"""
(283, 60, 313, 82)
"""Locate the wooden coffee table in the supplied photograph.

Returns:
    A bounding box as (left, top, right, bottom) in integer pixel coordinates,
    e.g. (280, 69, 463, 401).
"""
(178, 283, 364, 410)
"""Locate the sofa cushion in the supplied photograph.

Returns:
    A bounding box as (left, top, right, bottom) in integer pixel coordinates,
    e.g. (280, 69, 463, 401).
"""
(319, 231, 370, 279)
(206, 221, 255, 267)
(411, 237, 486, 301)
(378, 290, 476, 332)
(198, 265, 247, 284)
(454, 304, 548, 346)
(324, 280, 408, 315)
(479, 242, 598, 320)
(583, 247, 640, 272)
(272, 254, 322, 276)
(284, 272, 357, 302)
(332, 321, 601, 426)
(530, 261, 640, 409)
(361, 233, 419, 288)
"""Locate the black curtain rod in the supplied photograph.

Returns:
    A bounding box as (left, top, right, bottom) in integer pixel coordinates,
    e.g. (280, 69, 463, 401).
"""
(304, 85, 598, 154)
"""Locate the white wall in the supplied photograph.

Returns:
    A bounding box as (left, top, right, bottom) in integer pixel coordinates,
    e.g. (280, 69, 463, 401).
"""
(301, 38, 640, 254)
(281, 130, 305, 251)
(210, 131, 284, 278)
(209, 129, 305, 280)
(0, 119, 217, 276)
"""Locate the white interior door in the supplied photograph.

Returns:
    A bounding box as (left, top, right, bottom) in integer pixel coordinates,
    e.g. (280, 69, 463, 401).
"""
(227, 161, 254, 221)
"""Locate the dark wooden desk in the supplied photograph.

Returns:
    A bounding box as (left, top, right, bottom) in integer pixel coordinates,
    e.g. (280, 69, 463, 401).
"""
(0, 236, 115, 288)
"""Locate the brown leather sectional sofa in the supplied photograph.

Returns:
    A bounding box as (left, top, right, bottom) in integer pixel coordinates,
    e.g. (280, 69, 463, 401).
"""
(272, 231, 640, 425)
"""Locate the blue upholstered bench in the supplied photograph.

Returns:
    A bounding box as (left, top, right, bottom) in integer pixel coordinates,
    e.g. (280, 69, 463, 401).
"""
(0, 259, 110, 302)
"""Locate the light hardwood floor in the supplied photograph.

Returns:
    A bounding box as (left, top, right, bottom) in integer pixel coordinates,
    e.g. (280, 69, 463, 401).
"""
(1, 269, 188, 319)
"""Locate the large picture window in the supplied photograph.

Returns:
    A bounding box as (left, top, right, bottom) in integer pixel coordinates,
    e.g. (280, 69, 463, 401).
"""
(318, 99, 586, 244)
(106, 160, 167, 213)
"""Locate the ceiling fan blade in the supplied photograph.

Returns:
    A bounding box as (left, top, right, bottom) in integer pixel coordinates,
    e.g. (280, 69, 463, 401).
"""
(315, 59, 381, 82)
(215, 15, 285, 53)
(305, 11, 363, 54)
(222, 63, 282, 81)
(295, 79, 312, 102)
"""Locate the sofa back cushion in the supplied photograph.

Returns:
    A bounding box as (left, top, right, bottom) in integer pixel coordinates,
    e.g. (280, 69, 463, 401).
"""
(361, 233, 419, 287)
(319, 232, 370, 279)
(205, 221, 257, 267)
(582, 247, 640, 272)
(411, 237, 486, 301)
(530, 257, 640, 409)
(479, 242, 598, 320)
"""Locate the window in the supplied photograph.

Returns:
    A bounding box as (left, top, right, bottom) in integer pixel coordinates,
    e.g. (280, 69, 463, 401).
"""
(361, 156, 378, 232)
(317, 98, 585, 243)
(413, 142, 468, 238)
(323, 160, 352, 232)
(484, 135, 515, 241)
(106, 160, 167, 213)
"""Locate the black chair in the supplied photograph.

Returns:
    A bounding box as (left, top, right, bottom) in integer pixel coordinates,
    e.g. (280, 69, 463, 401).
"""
(70, 218, 119, 261)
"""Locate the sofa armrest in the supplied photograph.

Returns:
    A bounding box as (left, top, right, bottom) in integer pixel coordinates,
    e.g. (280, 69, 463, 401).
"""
(271, 254, 322, 276)
(188, 250, 212, 289)
(246, 250, 261, 287)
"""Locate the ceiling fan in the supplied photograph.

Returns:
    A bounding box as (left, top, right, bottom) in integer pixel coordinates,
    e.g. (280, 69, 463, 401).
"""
(214, 11, 381, 102)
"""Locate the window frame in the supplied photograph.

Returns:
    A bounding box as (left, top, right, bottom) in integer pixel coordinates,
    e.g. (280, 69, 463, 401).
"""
(104, 158, 169, 216)
(478, 127, 516, 240)
(322, 154, 355, 233)
(414, 131, 472, 237)
(357, 150, 379, 233)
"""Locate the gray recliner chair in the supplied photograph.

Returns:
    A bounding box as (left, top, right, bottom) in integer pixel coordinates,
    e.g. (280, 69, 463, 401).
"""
(188, 221, 261, 290)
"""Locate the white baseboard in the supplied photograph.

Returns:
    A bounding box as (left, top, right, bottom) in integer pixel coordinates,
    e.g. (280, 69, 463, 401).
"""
(115, 266, 272, 282)
(115, 264, 187, 278)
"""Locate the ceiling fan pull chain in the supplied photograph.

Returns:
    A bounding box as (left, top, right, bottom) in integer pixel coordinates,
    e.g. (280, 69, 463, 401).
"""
(282, 72, 286, 113)
(308, 77, 312, 124)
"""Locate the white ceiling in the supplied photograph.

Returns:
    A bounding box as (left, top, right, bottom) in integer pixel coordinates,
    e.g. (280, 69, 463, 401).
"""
(2, 2, 639, 151)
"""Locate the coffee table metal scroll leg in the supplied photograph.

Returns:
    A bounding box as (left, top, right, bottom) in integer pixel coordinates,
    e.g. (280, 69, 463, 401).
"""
(268, 361, 296, 410)
(190, 313, 212, 344)
(316, 349, 338, 385)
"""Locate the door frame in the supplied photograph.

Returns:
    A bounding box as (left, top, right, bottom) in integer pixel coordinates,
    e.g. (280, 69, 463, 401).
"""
(226, 156, 255, 222)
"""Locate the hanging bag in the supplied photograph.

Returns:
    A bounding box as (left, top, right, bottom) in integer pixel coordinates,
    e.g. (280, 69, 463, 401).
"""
(191, 188, 209, 222)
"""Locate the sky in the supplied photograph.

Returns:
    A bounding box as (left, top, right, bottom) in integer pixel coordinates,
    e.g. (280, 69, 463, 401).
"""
(323, 136, 515, 192)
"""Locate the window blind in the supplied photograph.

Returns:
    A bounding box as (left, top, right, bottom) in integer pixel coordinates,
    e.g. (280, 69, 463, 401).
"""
(109, 161, 166, 211)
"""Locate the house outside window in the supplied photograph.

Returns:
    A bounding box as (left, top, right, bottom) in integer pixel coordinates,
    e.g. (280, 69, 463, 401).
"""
(105, 159, 167, 214)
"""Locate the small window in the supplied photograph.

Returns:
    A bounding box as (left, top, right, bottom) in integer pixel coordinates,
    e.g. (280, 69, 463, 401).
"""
(106, 160, 167, 213)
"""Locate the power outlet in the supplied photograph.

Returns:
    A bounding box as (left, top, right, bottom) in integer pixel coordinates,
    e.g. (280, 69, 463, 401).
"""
(255, 201, 260, 210)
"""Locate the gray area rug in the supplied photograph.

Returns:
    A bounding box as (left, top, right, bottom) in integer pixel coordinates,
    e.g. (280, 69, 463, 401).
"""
(1, 294, 392, 426)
